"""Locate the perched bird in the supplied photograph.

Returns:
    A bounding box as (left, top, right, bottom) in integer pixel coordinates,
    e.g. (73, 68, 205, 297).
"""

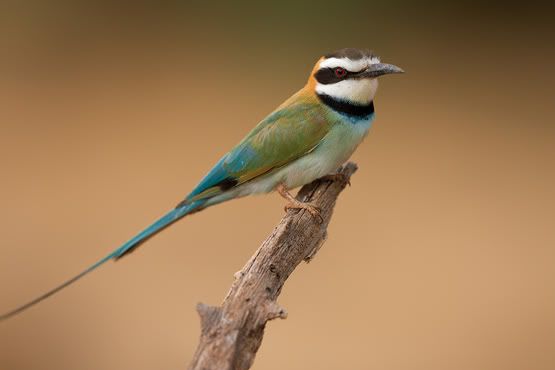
(0, 48, 403, 320)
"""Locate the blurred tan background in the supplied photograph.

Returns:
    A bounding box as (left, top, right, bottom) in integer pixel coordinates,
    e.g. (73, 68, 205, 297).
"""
(1, 1, 554, 369)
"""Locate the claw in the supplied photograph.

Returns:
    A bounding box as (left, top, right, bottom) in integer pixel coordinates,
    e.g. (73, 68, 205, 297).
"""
(284, 202, 323, 223)
(277, 183, 323, 223)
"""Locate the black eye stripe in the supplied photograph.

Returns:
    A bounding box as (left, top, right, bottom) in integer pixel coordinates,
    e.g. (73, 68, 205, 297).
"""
(314, 68, 360, 85)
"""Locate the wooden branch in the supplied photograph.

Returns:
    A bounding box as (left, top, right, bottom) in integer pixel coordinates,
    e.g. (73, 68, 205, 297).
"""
(187, 162, 358, 370)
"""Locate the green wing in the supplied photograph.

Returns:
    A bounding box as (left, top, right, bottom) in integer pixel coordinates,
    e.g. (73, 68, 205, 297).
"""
(187, 93, 332, 202)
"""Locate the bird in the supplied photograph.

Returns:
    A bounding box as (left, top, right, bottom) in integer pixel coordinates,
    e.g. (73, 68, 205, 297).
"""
(0, 48, 403, 321)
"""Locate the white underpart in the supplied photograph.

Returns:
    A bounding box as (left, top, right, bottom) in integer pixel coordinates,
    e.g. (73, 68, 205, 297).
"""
(315, 56, 381, 105)
(203, 116, 373, 207)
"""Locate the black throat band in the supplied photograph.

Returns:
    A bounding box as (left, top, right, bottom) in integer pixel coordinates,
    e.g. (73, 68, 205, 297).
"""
(317, 94, 374, 118)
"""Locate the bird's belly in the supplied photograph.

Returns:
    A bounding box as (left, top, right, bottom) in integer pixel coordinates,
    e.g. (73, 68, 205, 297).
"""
(239, 120, 372, 195)
(283, 122, 370, 188)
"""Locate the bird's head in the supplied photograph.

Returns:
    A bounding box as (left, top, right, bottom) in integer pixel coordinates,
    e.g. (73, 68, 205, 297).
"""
(309, 48, 403, 105)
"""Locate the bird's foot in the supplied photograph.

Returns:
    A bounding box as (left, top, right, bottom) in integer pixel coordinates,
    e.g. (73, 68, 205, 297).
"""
(284, 199, 323, 223)
(276, 183, 323, 223)
(320, 172, 351, 186)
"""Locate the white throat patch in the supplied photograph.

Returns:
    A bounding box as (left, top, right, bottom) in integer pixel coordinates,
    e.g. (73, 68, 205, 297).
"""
(316, 78, 378, 105)
(315, 56, 381, 104)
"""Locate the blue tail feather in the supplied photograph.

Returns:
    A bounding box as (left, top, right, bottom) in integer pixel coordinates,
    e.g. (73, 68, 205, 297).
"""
(0, 201, 203, 321)
(112, 201, 201, 260)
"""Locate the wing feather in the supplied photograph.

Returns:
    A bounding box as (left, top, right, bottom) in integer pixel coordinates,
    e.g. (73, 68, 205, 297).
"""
(182, 92, 331, 204)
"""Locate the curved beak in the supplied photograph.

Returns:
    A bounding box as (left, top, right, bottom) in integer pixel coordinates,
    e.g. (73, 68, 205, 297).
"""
(359, 63, 404, 78)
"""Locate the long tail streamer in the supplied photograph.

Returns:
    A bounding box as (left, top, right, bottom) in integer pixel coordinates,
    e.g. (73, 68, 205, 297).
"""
(0, 202, 201, 321)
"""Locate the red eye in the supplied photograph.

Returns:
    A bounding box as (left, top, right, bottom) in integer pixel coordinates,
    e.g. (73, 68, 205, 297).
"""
(334, 67, 347, 78)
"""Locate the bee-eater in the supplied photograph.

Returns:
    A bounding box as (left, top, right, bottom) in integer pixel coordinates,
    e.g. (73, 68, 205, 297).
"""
(0, 48, 403, 320)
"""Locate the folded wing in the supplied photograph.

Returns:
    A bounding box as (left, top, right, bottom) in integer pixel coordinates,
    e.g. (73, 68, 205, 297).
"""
(181, 94, 331, 205)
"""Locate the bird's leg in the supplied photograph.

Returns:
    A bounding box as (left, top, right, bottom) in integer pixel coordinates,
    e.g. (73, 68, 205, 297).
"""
(319, 172, 351, 186)
(276, 183, 322, 222)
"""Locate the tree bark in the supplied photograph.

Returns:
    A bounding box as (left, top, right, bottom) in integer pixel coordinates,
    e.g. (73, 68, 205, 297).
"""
(187, 162, 358, 370)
